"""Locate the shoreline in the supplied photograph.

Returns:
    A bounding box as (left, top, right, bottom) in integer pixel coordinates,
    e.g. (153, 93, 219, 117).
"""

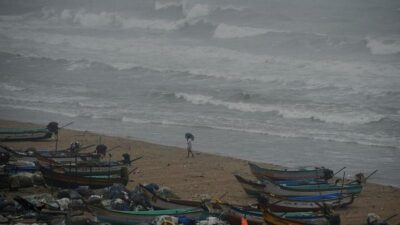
(1, 112, 398, 187)
(1, 119, 399, 224)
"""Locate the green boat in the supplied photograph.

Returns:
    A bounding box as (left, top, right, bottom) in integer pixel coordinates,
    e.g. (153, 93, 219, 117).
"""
(88, 204, 205, 225)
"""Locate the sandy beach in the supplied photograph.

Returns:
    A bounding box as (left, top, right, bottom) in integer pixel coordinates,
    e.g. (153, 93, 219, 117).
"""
(1, 119, 399, 225)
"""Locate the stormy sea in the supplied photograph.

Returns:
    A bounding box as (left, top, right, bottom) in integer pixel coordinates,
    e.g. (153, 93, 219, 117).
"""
(0, 0, 399, 185)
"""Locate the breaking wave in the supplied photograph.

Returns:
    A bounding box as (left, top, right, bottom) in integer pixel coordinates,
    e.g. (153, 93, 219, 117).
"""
(183, 4, 210, 20)
(0, 104, 79, 118)
(66, 60, 92, 71)
(366, 36, 400, 55)
(174, 92, 384, 125)
(120, 115, 397, 149)
(216, 5, 245, 12)
(155, 1, 182, 11)
(214, 24, 273, 39)
(45, 8, 179, 31)
(0, 95, 90, 105)
(77, 102, 115, 109)
(121, 116, 154, 124)
(39, 7, 216, 34)
(0, 82, 25, 92)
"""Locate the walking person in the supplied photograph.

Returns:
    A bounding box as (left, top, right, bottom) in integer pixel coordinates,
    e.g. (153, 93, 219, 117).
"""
(187, 138, 194, 158)
(185, 133, 195, 158)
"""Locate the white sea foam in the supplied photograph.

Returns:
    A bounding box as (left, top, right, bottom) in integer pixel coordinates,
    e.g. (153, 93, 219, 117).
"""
(77, 102, 114, 108)
(366, 36, 400, 55)
(73, 10, 121, 28)
(46, 8, 215, 32)
(45, 9, 179, 31)
(214, 23, 291, 39)
(120, 114, 398, 149)
(4, 18, 399, 94)
(120, 17, 178, 31)
(184, 4, 210, 20)
(217, 5, 245, 12)
(3, 26, 399, 101)
(155, 1, 182, 10)
(214, 24, 268, 39)
(122, 116, 154, 124)
(66, 61, 92, 71)
(174, 92, 384, 125)
(0, 82, 25, 91)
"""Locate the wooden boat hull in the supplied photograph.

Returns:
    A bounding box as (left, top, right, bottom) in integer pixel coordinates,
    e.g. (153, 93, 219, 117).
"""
(140, 184, 203, 209)
(37, 156, 124, 176)
(88, 204, 204, 225)
(265, 194, 355, 212)
(63, 165, 123, 176)
(234, 174, 265, 197)
(263, 178, 362, 196)
(234, 175, 356, 210)
(37, 163, 128, 189)
(249, 162, 333, 180)
(0, 128, 53, 142)
(264, 210, 339, 225)
(219, 204, 264, 225)
(220, 204, 337, 225)
(1, 145, 101, 163)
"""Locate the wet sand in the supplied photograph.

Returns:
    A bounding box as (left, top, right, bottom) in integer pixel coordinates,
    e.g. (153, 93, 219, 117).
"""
(1, 119, 399, 225)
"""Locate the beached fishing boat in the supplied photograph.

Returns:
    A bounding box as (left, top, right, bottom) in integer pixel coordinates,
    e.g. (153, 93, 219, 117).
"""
(249, 162, 333, 181)
(88, 204, 205, 225)
(263, 209, 340, 225)
(274, 179, 328, 186)
(1, 145, 101, 163)
(234, 175, 355, 211)
(263, 193, 355, 212)
(140, 183, 203, 209)
(0, 127, 54, 142)
(36, 155, 126, 176)
(62, 162, 125, 176)
(234, 174, 265, 197)
(237, 173, 362, 197)
(36, 162, 129, 188)
(234, 174, 328, 197)
(219, 203, 340, 225)
(263, 177, 362, 196)
(4, 160, 37, 174)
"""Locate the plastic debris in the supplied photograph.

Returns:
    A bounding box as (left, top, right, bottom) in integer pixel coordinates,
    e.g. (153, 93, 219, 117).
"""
(144, 183, 160, 192)
(197, 216, 229, 225)
(88, 195, 102, 205)
(69, 199, 85, 211)
(367, 213, 380, 225)
(110, 198, 129, 211)
(0, 214, 8, 223)
(75, 186, 93, 198)
(57, 198, 71, 211)
(152, 215, 178, 225)
(23, 193, 58, 210)
(103, 183, 127, 200)
(57, 189, 82, 200)
(178, 216, 196, 225)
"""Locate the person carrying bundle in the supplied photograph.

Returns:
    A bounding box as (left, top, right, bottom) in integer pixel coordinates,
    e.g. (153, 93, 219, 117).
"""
(185, 133, 195, 158)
